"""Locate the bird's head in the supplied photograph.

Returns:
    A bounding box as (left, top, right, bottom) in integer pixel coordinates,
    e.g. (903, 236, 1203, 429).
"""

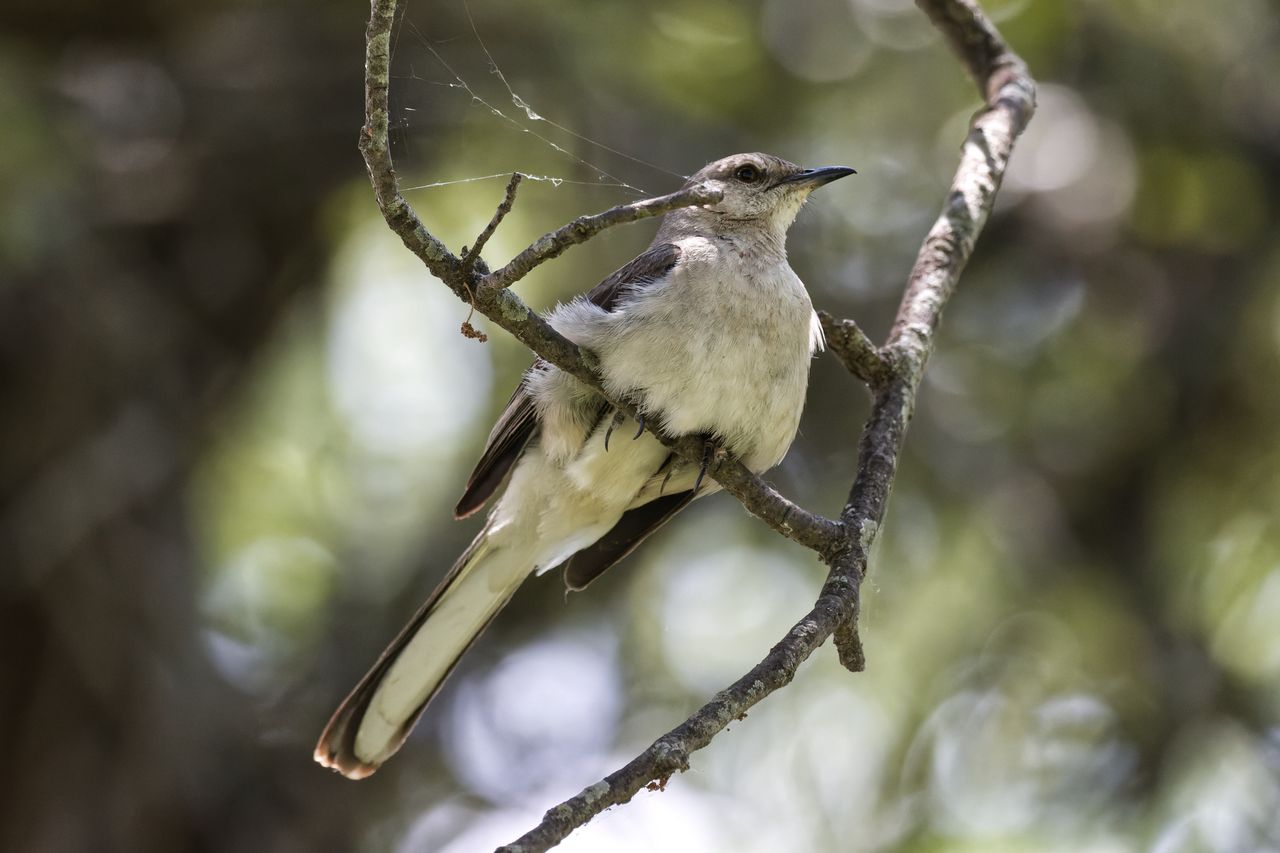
(675, 152, 855, 240)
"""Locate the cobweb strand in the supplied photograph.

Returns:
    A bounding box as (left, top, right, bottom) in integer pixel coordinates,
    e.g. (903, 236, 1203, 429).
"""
(402, 172, 634, 191)
(404, 19, 649, 196)
(461, 0, 688, 183)
(395, 4, 701, 199)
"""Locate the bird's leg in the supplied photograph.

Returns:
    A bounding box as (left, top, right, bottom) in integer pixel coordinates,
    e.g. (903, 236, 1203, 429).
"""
(693, 434, 724, 493)
(603, 409, 627, 452)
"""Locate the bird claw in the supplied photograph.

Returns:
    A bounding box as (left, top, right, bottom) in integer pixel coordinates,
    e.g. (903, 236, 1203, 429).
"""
(660, 465, 674, 496)
(693, 436, 722, 493)
(605, 408, 646, 452)
(604, 409, 627, 452)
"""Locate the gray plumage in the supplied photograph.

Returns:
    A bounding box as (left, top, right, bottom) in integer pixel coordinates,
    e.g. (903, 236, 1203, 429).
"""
(315, 152, 854, 779)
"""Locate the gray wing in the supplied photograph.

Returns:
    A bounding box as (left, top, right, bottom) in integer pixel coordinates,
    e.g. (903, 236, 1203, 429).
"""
(453, 243, 683, 519)
(453, 368, 541, 519)
(583, 241, 682, 311)
(563, 485, 695, 590)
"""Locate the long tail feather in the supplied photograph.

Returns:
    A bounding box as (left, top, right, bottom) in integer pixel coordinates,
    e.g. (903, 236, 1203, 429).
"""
(314, 529, 528, 779)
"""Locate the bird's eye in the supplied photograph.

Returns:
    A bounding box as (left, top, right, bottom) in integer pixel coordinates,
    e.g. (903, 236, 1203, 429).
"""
(734, 164, 762, 183)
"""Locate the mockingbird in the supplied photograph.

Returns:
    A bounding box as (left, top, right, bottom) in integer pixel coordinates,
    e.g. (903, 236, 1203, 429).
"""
(315, 152, 855, 778)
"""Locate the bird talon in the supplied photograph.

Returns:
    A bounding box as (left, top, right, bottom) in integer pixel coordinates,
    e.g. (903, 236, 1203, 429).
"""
(632, 412, 645, 440)
(693, 437, 720, 493)
(604, 409, 627, 452)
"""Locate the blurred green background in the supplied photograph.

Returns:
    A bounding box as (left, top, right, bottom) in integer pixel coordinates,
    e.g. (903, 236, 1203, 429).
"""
(2, 0, 1279, 850)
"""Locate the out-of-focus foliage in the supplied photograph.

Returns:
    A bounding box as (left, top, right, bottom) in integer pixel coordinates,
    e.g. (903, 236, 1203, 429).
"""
(2, 0, 1278, 851)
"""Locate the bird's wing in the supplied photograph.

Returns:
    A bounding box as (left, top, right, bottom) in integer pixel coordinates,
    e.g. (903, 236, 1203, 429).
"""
(453, 372, 541, 519)
(582, 241, 682, 310)
(453, 243, 683, 520)
(562, 486, 696, 590)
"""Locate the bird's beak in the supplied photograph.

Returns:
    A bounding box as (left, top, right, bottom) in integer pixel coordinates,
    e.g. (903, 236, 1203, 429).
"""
(777, 166, 857, 190)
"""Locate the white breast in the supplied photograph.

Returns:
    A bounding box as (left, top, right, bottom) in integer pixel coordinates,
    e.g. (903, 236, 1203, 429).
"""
(591, 236, 816, 472)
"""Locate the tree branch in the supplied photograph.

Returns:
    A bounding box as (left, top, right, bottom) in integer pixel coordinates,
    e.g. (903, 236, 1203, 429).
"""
(358, 0, 840, 556)
(820, 0, 1036, 661)
(818, 309, 891, 388)
(352, 0, 1033, 849)
(477, 183, 723, 293)
(461, 172, 522, 277)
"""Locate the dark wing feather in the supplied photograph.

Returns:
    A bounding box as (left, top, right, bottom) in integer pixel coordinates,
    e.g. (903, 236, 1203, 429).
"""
(585, 242, 682, 311)
(453, 242, 682, 520)
(563, 489, 696, 591)
(453, 369, 540, 519)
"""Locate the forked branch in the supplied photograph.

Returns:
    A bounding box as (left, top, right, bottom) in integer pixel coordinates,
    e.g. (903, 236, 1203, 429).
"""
(352, 0, 1034, 850)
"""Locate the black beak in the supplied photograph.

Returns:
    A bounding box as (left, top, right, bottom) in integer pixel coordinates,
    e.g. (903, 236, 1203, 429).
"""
(777, 166, 857, 189)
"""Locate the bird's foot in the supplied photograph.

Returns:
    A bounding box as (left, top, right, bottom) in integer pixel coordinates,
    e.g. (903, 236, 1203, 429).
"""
(604, 407, 647, 452)
(693, 434, 725, 493)
(603, 409, 628, 452)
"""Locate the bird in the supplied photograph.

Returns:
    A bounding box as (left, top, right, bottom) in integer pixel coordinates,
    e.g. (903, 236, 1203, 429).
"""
(314, 152, 855, 778)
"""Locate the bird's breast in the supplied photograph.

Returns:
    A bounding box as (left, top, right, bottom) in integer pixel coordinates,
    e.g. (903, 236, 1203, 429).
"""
(597, 251, 814, 472)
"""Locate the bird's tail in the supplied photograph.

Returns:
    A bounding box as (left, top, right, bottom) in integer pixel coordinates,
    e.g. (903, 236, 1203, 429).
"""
(314, 526, 529, 779)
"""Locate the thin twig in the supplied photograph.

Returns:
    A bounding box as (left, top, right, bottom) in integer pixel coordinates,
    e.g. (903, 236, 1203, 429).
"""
(494, 551, 861, 853)
(818, 309, 892, 388)
(358, 1, 458, 282)
(478, 183, 723, 294)
(461, 172, 523, 276)
(457, 173, 522, 341)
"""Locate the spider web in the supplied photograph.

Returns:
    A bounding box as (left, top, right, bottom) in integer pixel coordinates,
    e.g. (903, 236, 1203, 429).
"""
(390, 0, 686, 198)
